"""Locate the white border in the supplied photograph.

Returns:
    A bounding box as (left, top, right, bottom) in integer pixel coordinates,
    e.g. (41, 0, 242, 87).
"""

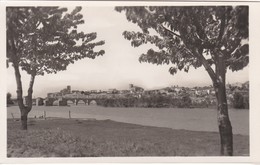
(1, 1, 260, 163)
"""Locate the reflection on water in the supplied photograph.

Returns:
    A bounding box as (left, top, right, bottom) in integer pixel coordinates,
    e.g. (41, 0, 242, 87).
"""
(7, 106, 249, 135)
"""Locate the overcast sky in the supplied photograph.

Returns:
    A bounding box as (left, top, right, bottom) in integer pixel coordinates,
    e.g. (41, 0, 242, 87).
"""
(7, 6, 249, 98)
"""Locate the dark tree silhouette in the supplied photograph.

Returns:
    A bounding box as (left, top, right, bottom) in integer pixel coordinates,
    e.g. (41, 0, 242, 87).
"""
(7, 7, 105, 130)
(7, 92, 13, 105)
(116, 6, 248, 156)
(233, 92, 245, 109)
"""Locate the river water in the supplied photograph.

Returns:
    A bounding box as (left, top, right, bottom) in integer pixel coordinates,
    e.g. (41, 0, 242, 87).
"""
(7, 105, 249, 135)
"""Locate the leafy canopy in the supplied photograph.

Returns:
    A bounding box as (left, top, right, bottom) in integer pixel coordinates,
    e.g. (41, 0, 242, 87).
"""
(115, 6, 248, 76)
(7, 7, 105, 75)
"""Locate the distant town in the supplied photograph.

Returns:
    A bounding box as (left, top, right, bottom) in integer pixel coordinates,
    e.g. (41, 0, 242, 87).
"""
(12, 81, 249, 109)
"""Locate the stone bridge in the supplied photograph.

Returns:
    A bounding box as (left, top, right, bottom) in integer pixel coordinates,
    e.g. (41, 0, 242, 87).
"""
(44, 95, 105, 106)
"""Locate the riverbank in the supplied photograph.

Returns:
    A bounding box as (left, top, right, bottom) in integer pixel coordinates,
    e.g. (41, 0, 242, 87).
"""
(7, 118, 249, 157)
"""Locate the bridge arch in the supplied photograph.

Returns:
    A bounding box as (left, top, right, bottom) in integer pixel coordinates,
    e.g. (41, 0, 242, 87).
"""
(88, 100, 97, 105)
(66, 99, 75, 105)
(53, 99, 60, 106)
(44, 98, 56, 106)
(76, 99, 87, 105)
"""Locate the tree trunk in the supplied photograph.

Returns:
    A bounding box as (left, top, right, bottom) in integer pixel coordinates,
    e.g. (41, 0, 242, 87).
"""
(21, 111, 28, 130)
(13, 62, 36, 130)
(215, 51, 233, 156)
(13, 63, 24, 110)
(13, 63, 27, 130)
(27, 72, 36, 110)
(215, 82, 233, 156)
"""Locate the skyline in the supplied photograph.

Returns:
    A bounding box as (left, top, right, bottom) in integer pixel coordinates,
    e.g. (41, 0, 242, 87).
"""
(7, 6, 249, 98)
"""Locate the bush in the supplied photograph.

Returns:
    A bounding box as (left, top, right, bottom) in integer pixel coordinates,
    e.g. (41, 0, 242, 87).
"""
(233, 92, 245, 109)
(243, 96, 249, 109)
(97, 95, 195, 108)
(178, 95, 192, 108)
(7, 92, 13, 105)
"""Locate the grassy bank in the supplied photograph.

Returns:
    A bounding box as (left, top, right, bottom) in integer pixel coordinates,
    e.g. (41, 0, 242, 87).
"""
(7, 118, 249, 157)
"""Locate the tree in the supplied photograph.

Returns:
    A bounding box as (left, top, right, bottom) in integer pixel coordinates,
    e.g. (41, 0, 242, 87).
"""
(233, 92, 245, 109)
(181, 94, 192, 108)
(7, 92, 13, 105)
(7, 7, 105, 130)
(115, 6, 248, 156)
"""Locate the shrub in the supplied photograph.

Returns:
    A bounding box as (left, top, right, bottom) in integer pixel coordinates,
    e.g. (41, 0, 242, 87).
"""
(7, 92, 13, 105)
(233, 92, 245, 109)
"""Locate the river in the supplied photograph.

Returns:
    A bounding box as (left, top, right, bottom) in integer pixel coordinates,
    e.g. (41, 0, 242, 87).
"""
(7, 105, 249, 135)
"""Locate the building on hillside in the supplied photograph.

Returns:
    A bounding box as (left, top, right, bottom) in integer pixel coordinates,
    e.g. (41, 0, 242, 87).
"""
(47, 92, 62, 98)
(187, 88, 196, 97)
(119, 90, 131, 94)
(71, 90, 81, 94)
(194, 87, 211, 97)
(158, 88, 170, 95)
(108, 88, 119, 94)
(232, 82, 243, 88)
(90, 90, 98, 94)
(144, 89, 159, 95)
(172, 86, 182, 94)
(60, 85, 71, 95)
(129, 84, 144, 93)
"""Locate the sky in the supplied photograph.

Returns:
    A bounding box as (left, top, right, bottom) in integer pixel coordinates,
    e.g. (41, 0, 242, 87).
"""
(7, 6, 249, 98)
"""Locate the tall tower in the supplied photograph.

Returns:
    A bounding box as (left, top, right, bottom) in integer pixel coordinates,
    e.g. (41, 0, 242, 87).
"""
(67, 85, 71, 94)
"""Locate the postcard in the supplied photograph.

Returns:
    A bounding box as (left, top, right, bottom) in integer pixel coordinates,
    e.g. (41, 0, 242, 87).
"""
(1, 0, 260, 163)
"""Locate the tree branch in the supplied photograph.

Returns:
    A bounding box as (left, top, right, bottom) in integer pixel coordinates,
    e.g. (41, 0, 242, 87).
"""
(8, 30, 18, 61)
(36, 20, 41, 29)
(193, 48, 217, 85)
(26, 72, 36, 112)
(217, 7, 226, 46)
(13, 62, 25, 110)
(190, 10, 207, 41)
(158, 24, 181, 38)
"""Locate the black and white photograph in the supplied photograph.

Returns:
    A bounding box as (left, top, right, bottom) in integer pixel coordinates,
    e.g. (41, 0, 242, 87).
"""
(2, 0, 260, 162)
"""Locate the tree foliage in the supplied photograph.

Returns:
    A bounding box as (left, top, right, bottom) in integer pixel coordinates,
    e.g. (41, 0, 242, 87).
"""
(115, 6, 248, 76)
(7, 7, 105, 76)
